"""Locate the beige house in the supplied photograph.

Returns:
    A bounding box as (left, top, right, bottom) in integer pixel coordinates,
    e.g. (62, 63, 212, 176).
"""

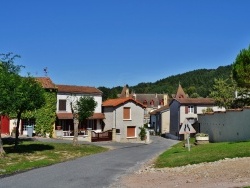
(150, 105, 170, 135)
(102, 97, 146, 142)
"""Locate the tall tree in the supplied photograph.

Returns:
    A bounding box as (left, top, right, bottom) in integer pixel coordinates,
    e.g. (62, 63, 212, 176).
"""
(232, 46, 250, 88)
(209, 78, 236, 109)
(0, 53, 23, 156)
(11, 76, 46, 148)
(71, 96, 97, 146)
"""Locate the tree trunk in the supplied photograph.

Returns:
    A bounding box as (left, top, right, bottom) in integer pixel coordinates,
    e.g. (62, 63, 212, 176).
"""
(0, 118, 6, 157)
(72, 118, 79, 146)
(15, 112, 22, 149)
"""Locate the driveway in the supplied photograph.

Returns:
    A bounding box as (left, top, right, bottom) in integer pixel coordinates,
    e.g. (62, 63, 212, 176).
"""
(0, 136, 178, 188)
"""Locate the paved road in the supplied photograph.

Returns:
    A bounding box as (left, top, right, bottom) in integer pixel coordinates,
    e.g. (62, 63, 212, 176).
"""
(0, 136, 178, 188)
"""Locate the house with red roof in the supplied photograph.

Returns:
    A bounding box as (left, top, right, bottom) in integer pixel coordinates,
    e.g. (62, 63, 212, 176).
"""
(168, 84, 225, 140)
(102, 97, 146, 142)
(56, 84, 105, 136)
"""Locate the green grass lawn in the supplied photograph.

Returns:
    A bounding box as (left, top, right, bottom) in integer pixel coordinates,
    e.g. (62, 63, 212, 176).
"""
(155, 138, 250, 168)
(0, 138, 108, 176)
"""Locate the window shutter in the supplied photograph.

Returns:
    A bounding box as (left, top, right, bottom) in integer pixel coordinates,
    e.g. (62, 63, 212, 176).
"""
(123, 107, 130, 119)
(59, 100, 66, 111)
(127, 126, 135, 137)
(194, 106, 197, 114)
(185, 106, 188, 114)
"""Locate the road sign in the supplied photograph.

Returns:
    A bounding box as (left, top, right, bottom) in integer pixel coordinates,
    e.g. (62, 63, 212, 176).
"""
(179, 119, 196, 134)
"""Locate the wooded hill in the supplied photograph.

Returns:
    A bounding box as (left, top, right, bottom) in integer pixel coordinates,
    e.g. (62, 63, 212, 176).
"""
(98, 65, 232, 100)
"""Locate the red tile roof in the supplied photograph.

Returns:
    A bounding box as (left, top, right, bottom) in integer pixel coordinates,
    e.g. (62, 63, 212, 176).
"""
(174, 98, 215, 105)
(36, 77, 57, 89)
(150, 105, 170, 115)
(57, 84, 102, 95)
(57, 113, 73, 119)
(57, 112, 105, 120)
(87, 113, 105, 119)
(102, 97, 146, 108)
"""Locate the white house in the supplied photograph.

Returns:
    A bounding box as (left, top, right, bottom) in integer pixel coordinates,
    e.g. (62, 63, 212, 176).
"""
(56, 84, 105, 136)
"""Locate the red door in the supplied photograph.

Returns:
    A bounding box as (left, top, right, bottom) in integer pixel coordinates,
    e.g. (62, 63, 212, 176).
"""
(1, 116, 10, 134)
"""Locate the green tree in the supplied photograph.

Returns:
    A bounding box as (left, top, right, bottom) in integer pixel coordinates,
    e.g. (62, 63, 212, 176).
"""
(11, 76, 46, 147)
(0, 53, 23, 156)
(232, 46, 250, 88)
(209, 78, 236, 109)
(71, 96, 97, 146)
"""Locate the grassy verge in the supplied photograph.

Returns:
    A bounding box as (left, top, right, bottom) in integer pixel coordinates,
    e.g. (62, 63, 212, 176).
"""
(155, 138, 250, 168)
(0, 138, 108, 176)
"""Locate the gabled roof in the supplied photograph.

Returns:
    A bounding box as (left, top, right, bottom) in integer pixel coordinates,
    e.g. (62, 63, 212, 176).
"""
(150, 105, 170, 115)
(172, 98, 215, 105)
(175, 84, 187, 99)
(36, 77, 57, 89)
(102, 97, 146, 108)
(57, 84, 102, 95)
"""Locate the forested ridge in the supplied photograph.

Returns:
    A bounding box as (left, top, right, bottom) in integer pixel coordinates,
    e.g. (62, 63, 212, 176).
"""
(98, 65, 232, 100)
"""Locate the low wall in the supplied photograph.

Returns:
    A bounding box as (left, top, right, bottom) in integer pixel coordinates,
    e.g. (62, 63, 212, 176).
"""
(198, 108, 250, 142)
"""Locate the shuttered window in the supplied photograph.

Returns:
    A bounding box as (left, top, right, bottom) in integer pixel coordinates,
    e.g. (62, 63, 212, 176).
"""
(127, 126, 136, 137)
(123, 107, 131, 120)
(59, 100, 66, 111)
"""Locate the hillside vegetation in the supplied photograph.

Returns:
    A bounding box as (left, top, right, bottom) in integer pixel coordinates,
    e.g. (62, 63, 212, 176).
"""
(99, 65, 232, 100)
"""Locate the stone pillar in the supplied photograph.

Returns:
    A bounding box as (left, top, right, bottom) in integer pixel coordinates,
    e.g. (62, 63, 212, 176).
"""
(86, 128, 92, 142)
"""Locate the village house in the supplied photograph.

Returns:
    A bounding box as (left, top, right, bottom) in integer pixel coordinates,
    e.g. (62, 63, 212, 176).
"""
(168, 84, 225, 140)
(102, 97, 146, 142)
(56, 84, 105, 137)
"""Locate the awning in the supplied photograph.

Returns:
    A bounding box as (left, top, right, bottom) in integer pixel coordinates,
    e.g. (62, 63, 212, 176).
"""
(57, 113, 105, 120)
(57, 113, 73, 120)
(87, 113, 105, 120)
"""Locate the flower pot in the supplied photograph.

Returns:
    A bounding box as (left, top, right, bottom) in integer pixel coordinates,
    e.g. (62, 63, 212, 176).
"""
(195, 136, 209, 144)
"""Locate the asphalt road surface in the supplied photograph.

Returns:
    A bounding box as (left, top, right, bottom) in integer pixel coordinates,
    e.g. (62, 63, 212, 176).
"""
(0, 136, 178, 188)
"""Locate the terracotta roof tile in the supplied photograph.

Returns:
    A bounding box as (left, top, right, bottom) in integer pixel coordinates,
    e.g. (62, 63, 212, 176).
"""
(57, 113, 73, 119)
(102, 97, 146, 108)
(150, 105, 170, 114)
(36, 77, 57, 89)
(174, 98, 215, 105)
(87, 113, 105, 119)
(57, 84, 102, 95)
(57, 112, 105, 120)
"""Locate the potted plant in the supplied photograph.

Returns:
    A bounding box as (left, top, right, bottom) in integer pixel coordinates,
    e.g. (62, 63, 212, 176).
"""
(195, 133, 209, 144)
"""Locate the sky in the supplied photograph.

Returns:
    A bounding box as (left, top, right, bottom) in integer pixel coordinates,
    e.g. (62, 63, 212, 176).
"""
(1, 0, 250, 88)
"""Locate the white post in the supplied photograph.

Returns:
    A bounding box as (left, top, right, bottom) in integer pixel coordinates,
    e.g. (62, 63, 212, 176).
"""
(187, 133, 191, 151)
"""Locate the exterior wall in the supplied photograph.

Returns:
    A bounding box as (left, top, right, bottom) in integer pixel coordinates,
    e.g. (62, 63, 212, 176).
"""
(103, 102, 144, 142)
(102, 107, 114, 130)
(56, 93, 102, 113)
(198, 109, 250, 142)
(170, 100, 180, 137)
(161, 110, 170, 134)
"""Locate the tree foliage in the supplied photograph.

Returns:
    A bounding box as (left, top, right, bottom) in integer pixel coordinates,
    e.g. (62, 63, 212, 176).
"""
(232, 46, 250, 88)
(209, 78, 236, 109)
(76, 96, 97, 122)
(100, 65, 232, 99)
(0, 53, 46, 149)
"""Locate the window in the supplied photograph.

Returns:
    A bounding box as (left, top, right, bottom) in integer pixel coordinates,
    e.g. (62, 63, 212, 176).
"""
(127, 126, 136, 137)
(59, 100, 66, 111)
(123, 107, 131, 120)
(188, 105, 194, 114)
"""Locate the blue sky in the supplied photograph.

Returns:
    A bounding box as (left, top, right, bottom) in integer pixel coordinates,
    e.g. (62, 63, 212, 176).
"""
(1, 0, 250, 88)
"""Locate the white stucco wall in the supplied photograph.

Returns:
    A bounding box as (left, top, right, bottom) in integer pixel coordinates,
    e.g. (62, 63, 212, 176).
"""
(161, 110, 170, 133)
(198, 108, 250, 142)
(103, 101, 145, 142)
(57, 93, 102, 113)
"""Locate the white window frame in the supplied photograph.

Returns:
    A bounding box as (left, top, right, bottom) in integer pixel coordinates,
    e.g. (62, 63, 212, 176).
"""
(188, 105, 194, 114)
